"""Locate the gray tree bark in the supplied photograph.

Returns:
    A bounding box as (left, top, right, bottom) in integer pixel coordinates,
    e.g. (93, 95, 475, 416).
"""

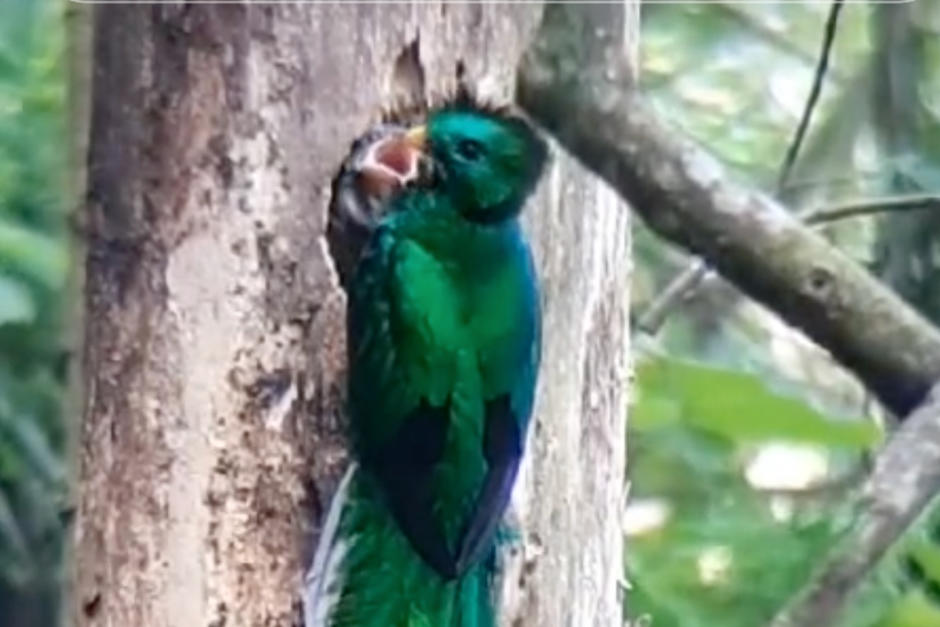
(71, 4, 635, 626)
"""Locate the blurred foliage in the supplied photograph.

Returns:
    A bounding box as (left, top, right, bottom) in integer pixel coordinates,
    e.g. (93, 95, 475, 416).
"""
(628, 355, 871, 627)
(635, 355, 880, 448)
(630, 2, 940, 627)
(0, 0, 67, 623)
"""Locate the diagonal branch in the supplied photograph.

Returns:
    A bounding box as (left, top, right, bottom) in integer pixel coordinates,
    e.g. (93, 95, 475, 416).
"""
(636, 194, 940, 334)
(634, 258, 708, 335)
(515, 3, 940, 416)
(766, 383, 940, 627)
(638, 0, 846, 335)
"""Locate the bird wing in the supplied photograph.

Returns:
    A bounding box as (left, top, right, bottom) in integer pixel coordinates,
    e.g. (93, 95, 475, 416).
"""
(455, 249, 540, 574)
(348, 226, 468, 577)
(348, 224, 539, 579)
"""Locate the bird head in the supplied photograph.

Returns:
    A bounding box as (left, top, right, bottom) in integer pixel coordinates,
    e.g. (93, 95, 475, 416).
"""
(328, 96, 548, 287)
(404, 103, 548, 224)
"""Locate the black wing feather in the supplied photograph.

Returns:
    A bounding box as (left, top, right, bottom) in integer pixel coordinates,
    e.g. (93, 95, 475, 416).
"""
(364, 399, 459, 579)
(454, 394, 523, 575)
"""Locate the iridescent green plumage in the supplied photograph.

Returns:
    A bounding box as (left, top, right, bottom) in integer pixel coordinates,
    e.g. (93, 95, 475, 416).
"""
(307, 98, 547, 627)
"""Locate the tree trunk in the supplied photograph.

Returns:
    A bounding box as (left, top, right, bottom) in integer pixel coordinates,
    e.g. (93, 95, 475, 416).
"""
(71, 4, 635, 626)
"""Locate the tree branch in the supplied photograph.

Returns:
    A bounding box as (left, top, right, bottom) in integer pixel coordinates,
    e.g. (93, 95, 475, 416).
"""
(637, 0, 845, 336)
(634, 259, 710, 336)
(515, 3, 940, 415)
(635, 195, 940, 335)
(766, 383, 940, 627)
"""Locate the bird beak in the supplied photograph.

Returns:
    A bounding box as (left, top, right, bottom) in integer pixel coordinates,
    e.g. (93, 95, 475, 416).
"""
(357, 125, 427, 199)
(403, 125, 428, 152)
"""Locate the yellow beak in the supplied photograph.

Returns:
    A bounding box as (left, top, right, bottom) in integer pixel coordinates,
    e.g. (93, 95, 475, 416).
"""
(403, 125, 427, 151)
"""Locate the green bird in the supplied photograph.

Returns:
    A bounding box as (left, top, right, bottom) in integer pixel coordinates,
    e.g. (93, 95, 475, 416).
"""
(305, 95, 548, 627)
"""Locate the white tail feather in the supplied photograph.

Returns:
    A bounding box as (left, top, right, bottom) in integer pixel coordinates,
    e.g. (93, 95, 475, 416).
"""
(303, 464, 357, 627)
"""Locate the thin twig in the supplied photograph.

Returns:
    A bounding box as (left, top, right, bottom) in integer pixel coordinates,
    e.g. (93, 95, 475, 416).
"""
(635, 259, 709, 335)
(778, 172, 877, 195)
(778, 0, 845, 189)
(804, 194, 940, 226)
(634, 264, 710, 335)
(635, 0, 846, 336)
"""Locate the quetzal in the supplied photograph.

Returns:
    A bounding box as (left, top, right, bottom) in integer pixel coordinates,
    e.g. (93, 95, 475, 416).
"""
(305, 93, 548, 627)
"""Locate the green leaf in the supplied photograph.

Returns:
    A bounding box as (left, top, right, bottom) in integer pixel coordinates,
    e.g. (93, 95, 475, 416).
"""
(0, 408, 63, 487)
(875, 590, 940, 627)
(0, 488, 29, 567)
(632, 394, 682, 430)
(636, 355, 882, 448)
(0, 273, 34, 325)
(0, 219, 67, 288)
(905, 540, 940, 584)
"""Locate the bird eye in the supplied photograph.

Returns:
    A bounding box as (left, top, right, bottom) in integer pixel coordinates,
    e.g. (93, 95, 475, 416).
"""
(456, 138, 485, 162)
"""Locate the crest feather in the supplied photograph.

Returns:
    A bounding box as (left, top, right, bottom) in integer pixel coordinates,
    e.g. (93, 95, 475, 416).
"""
(378, 61, 527, 127)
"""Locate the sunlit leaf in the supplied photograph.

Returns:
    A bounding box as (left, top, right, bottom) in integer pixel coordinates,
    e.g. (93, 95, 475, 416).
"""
(875, 590, 940, 627)
(0, 273, 34, 325)
(0, 219, 67, 288)
(636, 355, 881, 448)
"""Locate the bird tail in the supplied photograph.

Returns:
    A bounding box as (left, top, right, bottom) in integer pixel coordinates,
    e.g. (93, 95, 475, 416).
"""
(454, 558, 498, 627)
(304, 465, 357, 627)
(303, 465, 500, 627)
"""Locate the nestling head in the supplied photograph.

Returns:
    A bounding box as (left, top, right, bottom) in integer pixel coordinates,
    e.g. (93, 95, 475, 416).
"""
(328, 123, 422, 286)
(348, 124, 424, 212)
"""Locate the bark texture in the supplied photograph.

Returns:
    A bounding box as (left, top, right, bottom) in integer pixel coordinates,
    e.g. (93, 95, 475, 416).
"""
(72, 4, 634, 626)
